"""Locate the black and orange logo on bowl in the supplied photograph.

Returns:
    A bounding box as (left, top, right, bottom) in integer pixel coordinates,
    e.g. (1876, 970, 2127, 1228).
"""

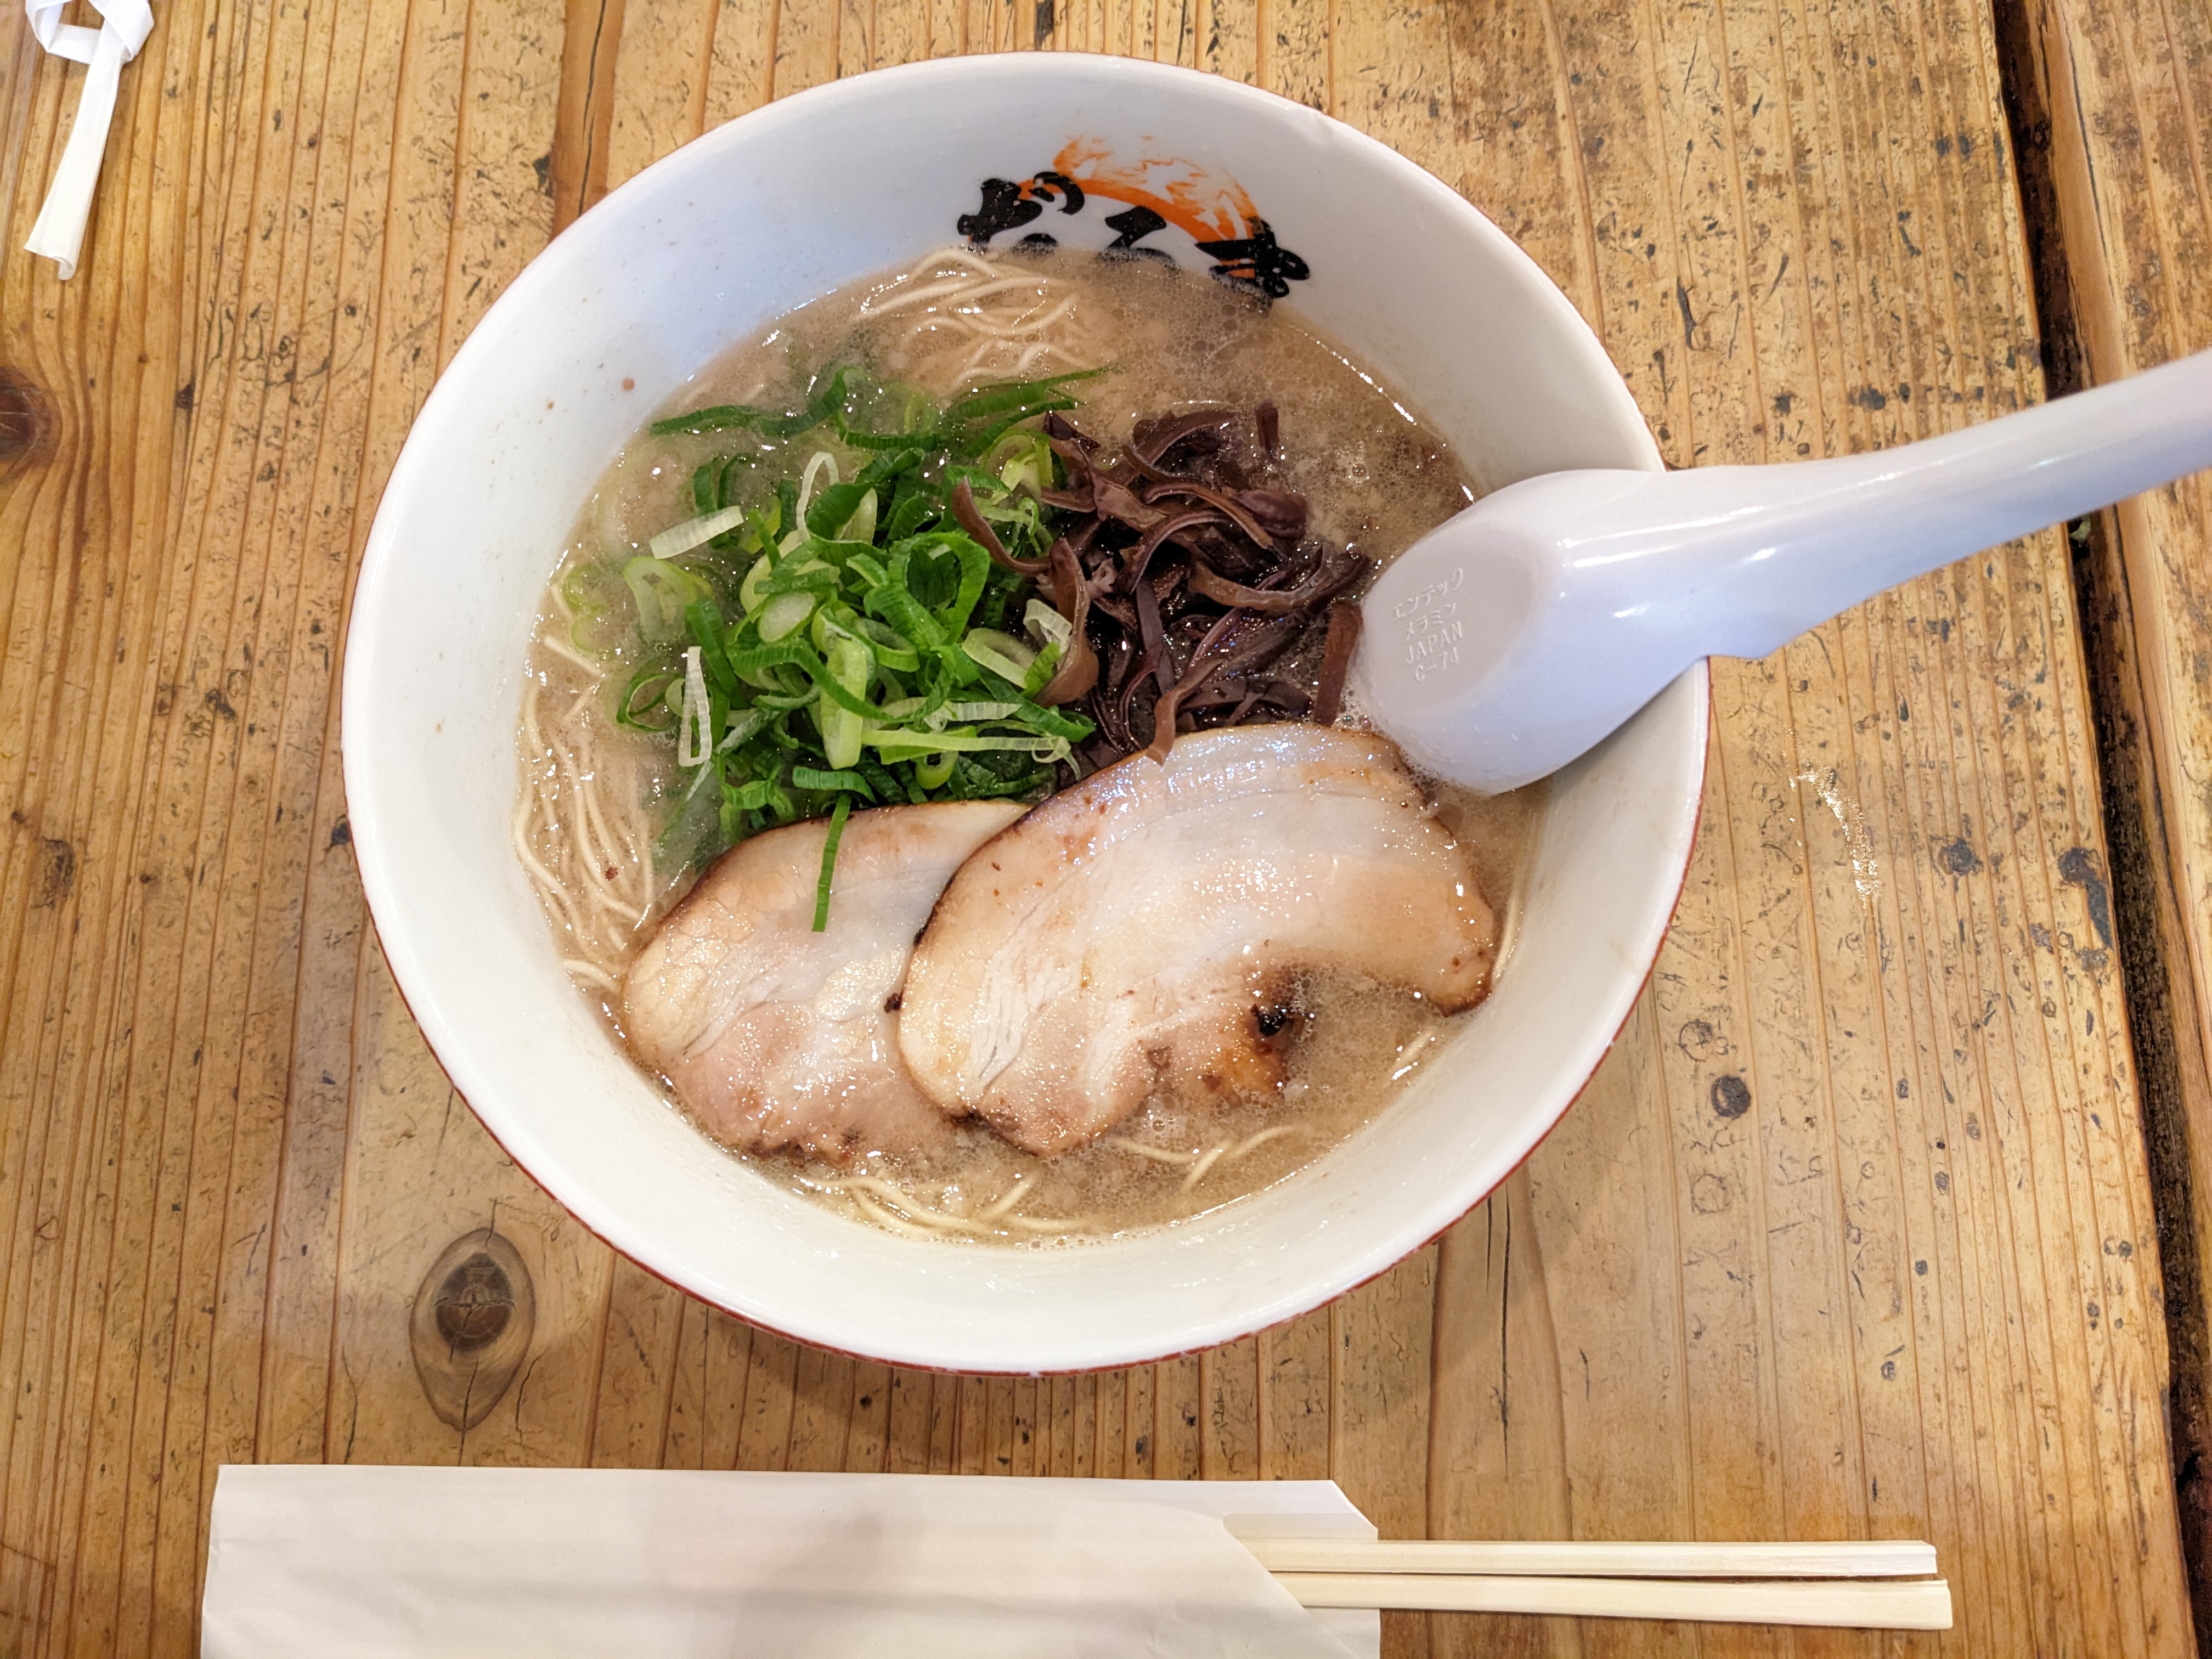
(958, 139, 1310, 300)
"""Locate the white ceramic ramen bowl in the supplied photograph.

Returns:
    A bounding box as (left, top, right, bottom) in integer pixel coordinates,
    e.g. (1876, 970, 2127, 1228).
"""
(345, 54, 1707, 1373)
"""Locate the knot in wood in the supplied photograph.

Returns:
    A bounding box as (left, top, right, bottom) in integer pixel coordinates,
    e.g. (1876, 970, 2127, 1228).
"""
(410, 1227, 535, 1432)
(0, 367, 52, 470)
(432, 1253, 514, 1352)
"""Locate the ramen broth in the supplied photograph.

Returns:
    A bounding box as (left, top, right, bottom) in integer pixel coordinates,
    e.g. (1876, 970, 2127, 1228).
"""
(518, 247, 1545, 1243)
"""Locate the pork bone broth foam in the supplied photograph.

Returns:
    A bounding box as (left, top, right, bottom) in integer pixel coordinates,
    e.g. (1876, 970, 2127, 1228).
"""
(517, 246, 1544, 1244)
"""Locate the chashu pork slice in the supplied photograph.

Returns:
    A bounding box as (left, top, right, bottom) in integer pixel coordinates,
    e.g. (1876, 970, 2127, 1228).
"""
(899, 724, 1498, 1155)
(622, 799, 1024, 1161)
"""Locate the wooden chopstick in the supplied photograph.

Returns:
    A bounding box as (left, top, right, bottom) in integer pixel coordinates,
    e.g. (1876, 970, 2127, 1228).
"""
(1240, 1537, 1938, 1579)
(1237, 1539, 1951, 1629)
(1269, 1572, 1953, 1629)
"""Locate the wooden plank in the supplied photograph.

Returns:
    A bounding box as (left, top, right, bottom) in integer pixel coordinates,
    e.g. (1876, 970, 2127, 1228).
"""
(736, 1327, 802, 1468)
(0, 3, 230, 1647)
(1201, 1337, 1260, 1480)
(589, 1258, 687, 1466)
(847, 1362, 893, 1471)
(1262, 1311, 1331, 1481)
(1412, 0, 2194, 1654)
(883, 1366, 933, 1472)
(1155, 1353, 1203, 1480)
(702, 0, 776, 125)
(1989, 0, 2212, 1631)
(328, 952, 613, 1472)
(1010, 1376, 1039, 1476)
(985, 1374, 1017, 1473)
(606, 0, 720, 187)
(77, 0, 315, 1642)
(1427, 1177, 1576, 1659)
(786, 1343, 857, 1470)
(552, 0, 627, 227)
(774, 0, 842, 95)
(1070, 1373, 1096, 1477)
(928, 1369, 960, 1471)
(1519, 1006, 1699, 1659)
(662, 1301, 754, 1468)
(253, 0, 414, 1479)
(952, 1372, 988, 1474)
(322, 0, 608, 1500)
(874, 0, 940, 66)
(1093, 1367, 1126, 1476)
(1333, 1254, 1436, 1659)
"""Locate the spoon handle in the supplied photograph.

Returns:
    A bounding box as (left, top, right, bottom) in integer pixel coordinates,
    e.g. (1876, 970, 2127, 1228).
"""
(1609, 346, 2212, 661)
(1353, 346, 2212, 794)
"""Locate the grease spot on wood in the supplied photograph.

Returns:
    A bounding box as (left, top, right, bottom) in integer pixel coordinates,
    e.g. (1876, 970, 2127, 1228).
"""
(2058, 845, 2115, 946)
(33, 840, 74, 909)
(1677, 1017, 1731, 1060)
(1709, 1073, 1751, 1120)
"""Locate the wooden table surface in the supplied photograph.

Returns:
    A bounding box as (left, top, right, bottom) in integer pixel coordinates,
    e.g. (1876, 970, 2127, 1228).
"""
(3, 0, 2210, 1652)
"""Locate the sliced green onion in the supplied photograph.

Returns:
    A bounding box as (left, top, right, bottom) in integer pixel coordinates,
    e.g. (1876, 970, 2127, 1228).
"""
(655, 756, 724, 872)
(1023, 644, 1062, 699)
(654, 368, 851, 439)
(675, 646, 712, 768)
(791, 764, 876, 798)
(614, 658, 683, 732)
(1024, 599, 1072, 650)
(820, 635, 871, 770)
(759, 560, 839, 598)
(651, 403, 771, 437)
(728, 637, 807, 674)
(955, 766, 1053, 800)
(883, 489, 936, 541)
(836, 489, 877, 545)
(725, 777, 781, 811)
(684, 598, 738, 698)
(618, 356, 1105, 917)
(812, 795, 853, 932)
(719, 706, 773, 752)
(962, 400, 1079, 456)
(758, 591, 817, 643)
(624, 557, 711, 643)
(836, 425, 938, 450)
(563, 562, 631, 656)
(1003, 696, 1094, 741)
(997, 433, 1053, 495)
(864, 581, 947, 651)
(867, 728, 1071, 763)
(650, 502, 749, 561)
(962, 628, 1037, 685)
(752, 687, 818, 711)
(856, 753, 911, 804)
(737, 554, 772, 613)
(940, 368, 1105, 428)
(760, 369, 849, 439)
(847, 615, 921, 672)
(794, 450, 840, 523)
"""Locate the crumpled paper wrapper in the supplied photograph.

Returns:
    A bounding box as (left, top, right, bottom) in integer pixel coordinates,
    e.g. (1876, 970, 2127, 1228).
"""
(202, 1467, 1380, 1657)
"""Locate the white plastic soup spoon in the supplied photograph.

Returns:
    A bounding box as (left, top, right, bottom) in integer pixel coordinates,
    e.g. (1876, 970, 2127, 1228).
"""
(1355, 348, 2212, 794)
